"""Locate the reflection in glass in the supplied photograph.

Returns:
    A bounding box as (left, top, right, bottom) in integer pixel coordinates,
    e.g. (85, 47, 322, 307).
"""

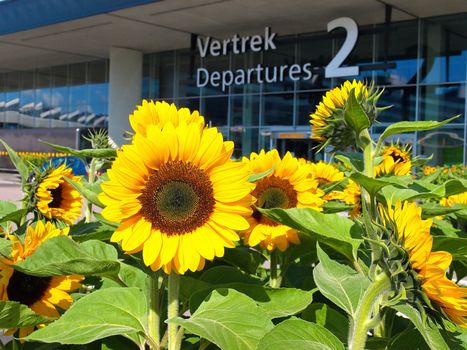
(296, 91, 327, 126)
(231, 94, 259, 127)
(377, 86, 417, 123)
(231, 127, 258, 159)
(202, 96, 228, 126)
(418, 127, 464, 165)
(419, 84, 465, 123)
(175, 49, 201, 98)
(263, 93, 294, 126)
(263, 37, 296, 93)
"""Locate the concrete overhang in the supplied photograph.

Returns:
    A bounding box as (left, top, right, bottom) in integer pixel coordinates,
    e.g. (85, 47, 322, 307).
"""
(0, 0, 466, 72)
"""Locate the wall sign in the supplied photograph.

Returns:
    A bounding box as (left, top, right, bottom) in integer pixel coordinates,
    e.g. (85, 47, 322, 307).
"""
(196, 17, 359, 91)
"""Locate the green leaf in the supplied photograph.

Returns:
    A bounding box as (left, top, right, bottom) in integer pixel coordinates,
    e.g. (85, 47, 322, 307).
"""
(25, 287, 147, 346)
(171, 288, 274, 350)
(392, 304, 450, 350)
(0, 200, 17, 217)
(0, 301, 51, 328)
(388, 328, 429, 350)
(42, 141, 117, 159)
(322, 201, 353, 214)
(432, 237, 467, 260)
(0, 139, 29, 181)
(432, 219, 462, 238)
(248, 165, 275, 183)
(190, 284, 314, 319)
(0, 208, 28, 227)
(313, 245, 370, 317)
(351, 173, 413, 198)
(256, 318, 345, 350)
(14, 236, 120, 278)
(301, 303, 349, 343)
(379, 116, 459, 144)
(344, 89, 371, 137)
(335, 152, 364, 172)
(69, 221, 114, 242)
(259, 207, 362, 261)
(221, 247, 266, 274)
(421, 203, 462, 219)
(199, 266, 262, 285)
(65, 177, 104, 208)
(0, 238, 12, 258)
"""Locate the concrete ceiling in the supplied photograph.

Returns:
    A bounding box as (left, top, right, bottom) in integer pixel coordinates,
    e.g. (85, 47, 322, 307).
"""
(0, 0, 466, 72)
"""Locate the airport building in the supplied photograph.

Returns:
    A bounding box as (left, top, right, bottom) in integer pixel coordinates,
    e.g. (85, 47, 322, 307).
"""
(0, 0, 466, 163)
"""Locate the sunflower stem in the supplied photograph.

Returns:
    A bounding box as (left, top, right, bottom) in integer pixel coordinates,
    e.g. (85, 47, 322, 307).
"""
(269, 250, 280, 288)
(85, 158, 97, 223)
(167, 273, 181, 350)
(148, 275, 160, 349)
(348, 272, 391, 350)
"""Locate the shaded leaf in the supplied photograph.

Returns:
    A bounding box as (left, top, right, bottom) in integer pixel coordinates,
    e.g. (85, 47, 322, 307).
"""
(199, 266, 262, 285)
(65, 177, 104, 208)
(256, 318, 345, 350)
(0, 301, 51, 328)
(301, 303, 349, 343)
(172, 288, 273, 350)
(313, 245, 370, 317)
(26, 288, 147, 346)
(221, 247, 266, 274)
(69, 221, 114, 242)
(432, 237, 467, 260)
(42, 141, 117, 159)
(0, 139, 29, 181)
(344, 89, 370, 137)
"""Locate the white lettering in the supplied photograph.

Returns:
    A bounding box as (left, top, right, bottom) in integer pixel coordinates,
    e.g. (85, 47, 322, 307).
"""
(210, 71, 221, 86)
(289, 64, 301, 81)
(210, 40, 221, 56)
(250, 35, 262, 52)
(197, 37, 210, 58)
(196, 68, 209, 87)
(264, 27, 277, 51)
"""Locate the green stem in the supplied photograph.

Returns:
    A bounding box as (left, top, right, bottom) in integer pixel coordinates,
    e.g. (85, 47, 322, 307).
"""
(269, 250, 280, 288)
(143, 333, 160, 350)
(348, 272, 391, 350)
(85, 158, 97, 223)
(148, 275, 160, 348)
(167, 273, 181, 350)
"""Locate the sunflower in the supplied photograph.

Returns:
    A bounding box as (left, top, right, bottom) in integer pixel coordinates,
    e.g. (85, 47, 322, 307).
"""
(440, 192, 467, 207)
(242, 149, 325, 252)
(308, 161, 345, 201)
(375, 145, 412, 176)
(0, 221, 83, 338)
(382, 201, 467, 327)
(129, 100, 205, 137)
(423, 165, 437, 176)
(310, 80, 376, 150)
(35, 164, 83, 224)
(99, 121, 254, 275)
(342, 180, 361, 219)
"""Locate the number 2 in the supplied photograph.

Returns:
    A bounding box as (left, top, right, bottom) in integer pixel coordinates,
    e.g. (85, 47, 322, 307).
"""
(325, 17, 359, 78)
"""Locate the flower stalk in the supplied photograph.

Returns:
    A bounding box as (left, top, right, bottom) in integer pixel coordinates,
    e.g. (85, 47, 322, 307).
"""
(147, 275, 160, 349)
(269, 250, 280, 288)
(167, 273, 181, 350)
(348, 272, 391, 350)
(85, 158, 97, 223)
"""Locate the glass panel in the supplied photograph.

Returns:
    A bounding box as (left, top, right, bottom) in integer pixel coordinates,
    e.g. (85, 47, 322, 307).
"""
(231, 94, 260, 127)
(418, 127, 464, 165)
(142, 55, 151, 99)
(231, 127, 258, 159)
(176, 49, 201, 98)
(157, 52, 175, 99)
(231, 51, 261, 94)
(418, 84, 465, 123)
(202, 54, 230, 96)
(296, 91, 327, 126)
(172, 98, 200, 112)
(420, 14, 467, 84)
(298, 31, 333, 91)
(202, 96, 228, 126)
(51, 66, 68, 113)
(377, 86, 417, 123)
(262, 36, 296, 93)
(263, 93, 294, 126)
(374, 20, 419, 86)
(19, 71, 35, 114)
(69, 63, 87, 108)
(35, 68, 51, 113)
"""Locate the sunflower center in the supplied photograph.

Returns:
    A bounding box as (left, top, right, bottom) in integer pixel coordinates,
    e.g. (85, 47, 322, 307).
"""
(252, 176, 297, 226)
(7, 270, 51, 306)
(139, 161, 215, 235)
(389, 151, 405, 163)
(49, 184, 63, 208)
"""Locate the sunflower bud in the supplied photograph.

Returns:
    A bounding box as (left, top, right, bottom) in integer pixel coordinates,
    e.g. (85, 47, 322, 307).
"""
(310, 80, 383, 151)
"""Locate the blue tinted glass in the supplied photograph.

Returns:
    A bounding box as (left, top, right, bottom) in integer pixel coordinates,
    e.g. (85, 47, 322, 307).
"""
(297, 91, 327, 126)
(263, 93, 294, 126)
(89, 83, 108, 114)
(202, 96, 228, 126)
(418, 127, 464, 165)
(377, 86, 417, 123)
(418, 84, 465, 123)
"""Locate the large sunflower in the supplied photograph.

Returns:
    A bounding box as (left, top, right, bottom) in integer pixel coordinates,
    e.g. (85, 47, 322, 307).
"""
(440, 191, 467, 207)
(310, 80, 371, 149)
(375, 145, 412, 176)
(129, 100, 205, 136)
(382, 201, 467, 327)
(242, 149, 325, 251)
(35, 164, 82, 224)
(0, 221, 83, 338)
(99, 122, 254, 274)
(309, 161, 345, 201)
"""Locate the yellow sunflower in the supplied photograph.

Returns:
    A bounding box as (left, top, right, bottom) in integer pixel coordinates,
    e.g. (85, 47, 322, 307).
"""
(310, 80, 371, 149)
(129, 100, 205, 136)
(423, 165, 437, 176)
(440, 192, 467, 207)
(375, 145, 412, 176)
(342, 180, 361, 219)
(242, 149, 325, 252)
(99, 121, 254, 275)
(0, 221, 83, 338)
(308, 161, 345, 201)
(382, 201, 467, 328)
(35, 164, 83, 224)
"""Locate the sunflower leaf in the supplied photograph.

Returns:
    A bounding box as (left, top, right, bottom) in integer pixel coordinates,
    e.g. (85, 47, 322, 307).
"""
(64, 177, 104, 208)
(0, 139, 29, 182)
(0, 301, 52, 328)
(25, 287, 147, 347)
(248, 165, 276, 183)
(313, 244, 370, 317)
(171, 288, 274, 350)
(256, 318, 345, 350)
(41, 141, 117, 159)
(432, 237, 467, 260)
(301, 303, 349, 343)
(259, 207, 362, 261)
(378, 116, 459, 145)
(391, 304, 450, 350)
(344, 89, 371, 139)
(14, 236, 120, 278)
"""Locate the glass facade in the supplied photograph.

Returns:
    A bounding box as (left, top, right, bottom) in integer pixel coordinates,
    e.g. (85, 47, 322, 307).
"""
(141, 12, 467, 164)
(0, 60, 109, 128)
